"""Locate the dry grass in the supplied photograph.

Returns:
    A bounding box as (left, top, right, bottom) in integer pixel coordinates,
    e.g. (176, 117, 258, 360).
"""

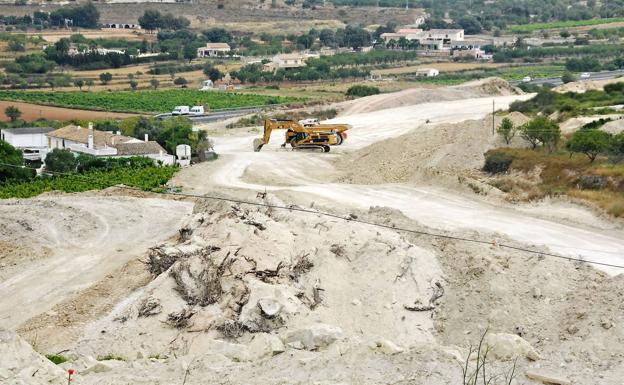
(486, 148, 624, 217)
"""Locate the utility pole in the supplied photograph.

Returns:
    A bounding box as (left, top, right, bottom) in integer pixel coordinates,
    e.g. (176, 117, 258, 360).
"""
(492, 100, 495, 135)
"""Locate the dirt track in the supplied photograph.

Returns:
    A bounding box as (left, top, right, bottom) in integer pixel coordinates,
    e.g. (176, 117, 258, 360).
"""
(0, 194, 192, 329)
(175, 92, 624, 275)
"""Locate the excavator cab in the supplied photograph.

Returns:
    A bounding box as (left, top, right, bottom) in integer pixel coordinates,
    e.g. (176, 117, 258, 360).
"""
(253, 118, 350, 153)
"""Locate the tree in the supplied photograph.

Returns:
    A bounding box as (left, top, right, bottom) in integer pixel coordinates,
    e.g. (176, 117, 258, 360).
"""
(520, 117, 560, 151)
(54, 38, 71, 56)
(319, 29, 335, 47)
(561, 71, 576, 84)
(183, 44, 198, 63)
(138, 9, 161, 32)
(150, 78, 160, 89)
(99, 72, 113, 85)
(86, 79, 94, 90)
(203, 64, 223, 82)
(74, 79, 85, 91)
(174, 77, 188, 87)
(45, 148, 77, 173)
(8, 39, 25, 52)
(560, 30, 571, 38)
(609, 132, 624, 163)
(457, 16, 483, 34)
(566, 129, 611, 162)
(0, 140, 33, 182)
(129, 80, 138, 90)
(4, 106, 22, 122)
(497, 117, 516, 145)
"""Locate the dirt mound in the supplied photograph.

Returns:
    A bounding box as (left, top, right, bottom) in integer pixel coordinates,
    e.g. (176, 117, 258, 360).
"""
(336, 112, 530, 186)
(339, 77, 522, 116)
(67, 198, 441, 362)
(554, 78, 624, 93)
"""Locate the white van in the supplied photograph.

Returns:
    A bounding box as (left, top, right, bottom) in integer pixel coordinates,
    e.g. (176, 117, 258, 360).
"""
(189, 106, 205, 116)
(172, 106, 190, 115)
(580, 72, 591, 79)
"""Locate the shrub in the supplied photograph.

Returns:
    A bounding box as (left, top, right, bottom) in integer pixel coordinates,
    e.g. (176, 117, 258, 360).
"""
(483, 152, 513, 174)
(45, 354, 67, 365)
(566, 129, 611, 162)
(346, 84, 380, 98)
(0, 140, 34, 182)
(45, 148, 77, 173)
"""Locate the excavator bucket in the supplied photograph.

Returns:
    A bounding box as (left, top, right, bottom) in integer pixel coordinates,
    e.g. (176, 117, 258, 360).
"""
(253, 138, 264, 152)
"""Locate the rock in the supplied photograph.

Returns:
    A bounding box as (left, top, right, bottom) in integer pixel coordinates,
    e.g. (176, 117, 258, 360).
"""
(0, 329, 65, 385)
(258, 298, 283, 318)
(600, 318, 614, 330)
(374, 339, 403, 355)
(83, 362, 114, 374)
(202, 340, 251, 362)
(248, 333, 285, 359)
(532, 287, 542, 299)
(283, 324, 343, 351)
(484, 333, 541, 361)
(526, 370, 571, 385)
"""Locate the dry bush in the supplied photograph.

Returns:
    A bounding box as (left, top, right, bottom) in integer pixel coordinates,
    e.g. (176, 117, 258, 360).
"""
(166, 308, 195, 329)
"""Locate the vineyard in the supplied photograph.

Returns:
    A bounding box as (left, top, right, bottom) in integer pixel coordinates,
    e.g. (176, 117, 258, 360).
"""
(0, 90, 299, 114)
(0, 165, 177, 199)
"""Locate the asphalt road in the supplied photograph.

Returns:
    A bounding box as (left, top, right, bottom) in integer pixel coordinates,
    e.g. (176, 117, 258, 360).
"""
(512, 69, 624, 86)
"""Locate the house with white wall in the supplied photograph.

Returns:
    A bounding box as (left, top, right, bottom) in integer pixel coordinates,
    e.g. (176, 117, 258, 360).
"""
(197, 43, 231, 58)
(264, 53, 307, 71)
(46, 124, 174, 165)
(1, 127, 54, 160)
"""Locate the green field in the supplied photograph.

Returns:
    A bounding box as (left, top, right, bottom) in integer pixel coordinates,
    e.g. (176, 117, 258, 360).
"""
(497, 65, 565, 81)
(509, 17, 624, 33)
(0, 89, 300, 114)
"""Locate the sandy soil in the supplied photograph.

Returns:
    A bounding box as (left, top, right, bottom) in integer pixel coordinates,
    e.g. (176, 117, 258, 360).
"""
(0, 193, 193, 329)
(0, 100, 139, 122)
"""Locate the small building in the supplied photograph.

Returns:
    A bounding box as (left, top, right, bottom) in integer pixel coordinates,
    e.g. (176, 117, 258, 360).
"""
(265, 53, 307, 71)
(452, 48, 485, 59)
(415, 68, 439, 77)
(114, 141, 174, 165)
(1, 127, 54, 161)
(197, 43, 231, 58)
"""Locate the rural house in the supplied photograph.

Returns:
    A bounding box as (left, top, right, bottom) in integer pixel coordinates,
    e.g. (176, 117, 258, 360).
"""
(0, 127, 54, 161)
(46, 124, 174, 165)
(415, 68, 440, 77)
(197, 43, 231, 58)
(380, 28, 465, 50)
(264, 53, 307, 71)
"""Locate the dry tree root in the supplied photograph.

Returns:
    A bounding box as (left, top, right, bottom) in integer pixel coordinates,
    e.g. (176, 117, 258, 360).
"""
(138, 297, 162, 318)
(146, 245, 220, 276)
(290, 252, 314, 281)
(170, 253, 234, 306)
(216, 320, 247, 338)
(244, 220, 266, 231)
(166, 308, 195, 329)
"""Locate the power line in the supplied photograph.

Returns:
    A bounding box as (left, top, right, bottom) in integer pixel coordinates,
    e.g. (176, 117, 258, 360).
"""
(2, 162, 624, 270)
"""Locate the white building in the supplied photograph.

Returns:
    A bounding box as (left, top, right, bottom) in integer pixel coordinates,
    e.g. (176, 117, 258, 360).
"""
(380, 28, 465, 48)
(265, 53, 307, 71)
(197, 43, 231, 58)
(1, 127, 54, 160)
(415, 68, 439, 77)
(46, 124, 174, 165)
(104, 23, 141, 29)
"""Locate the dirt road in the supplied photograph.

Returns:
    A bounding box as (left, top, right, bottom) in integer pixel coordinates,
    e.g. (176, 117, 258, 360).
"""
(0, 195, 192, 329)
(174, 93, 624, 275)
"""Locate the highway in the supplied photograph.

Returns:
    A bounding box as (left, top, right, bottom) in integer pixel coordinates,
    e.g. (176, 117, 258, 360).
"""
(512, 69, 624, 86)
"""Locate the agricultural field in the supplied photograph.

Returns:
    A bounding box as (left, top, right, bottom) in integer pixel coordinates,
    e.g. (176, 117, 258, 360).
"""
(0, 165, 177, 199)
(509, 17, 624, 33)
(0, 89, 300, 114)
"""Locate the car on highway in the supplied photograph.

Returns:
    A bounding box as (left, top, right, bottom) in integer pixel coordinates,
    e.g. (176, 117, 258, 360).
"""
(581, 72, 591, 79)
(522, 76, 533, 83)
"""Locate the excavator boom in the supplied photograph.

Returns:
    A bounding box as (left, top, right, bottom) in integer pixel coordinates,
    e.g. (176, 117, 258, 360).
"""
(253, 119, 350, 152)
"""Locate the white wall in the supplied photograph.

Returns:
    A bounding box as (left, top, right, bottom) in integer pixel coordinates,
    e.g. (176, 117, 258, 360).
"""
(1, 131, 48, 148)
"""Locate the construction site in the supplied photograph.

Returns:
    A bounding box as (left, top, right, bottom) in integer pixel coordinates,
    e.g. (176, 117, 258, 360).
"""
(1, 77, 624, 385)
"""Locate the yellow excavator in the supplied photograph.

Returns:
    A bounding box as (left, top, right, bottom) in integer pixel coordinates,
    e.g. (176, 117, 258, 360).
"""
(253, 118, 350, 152)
